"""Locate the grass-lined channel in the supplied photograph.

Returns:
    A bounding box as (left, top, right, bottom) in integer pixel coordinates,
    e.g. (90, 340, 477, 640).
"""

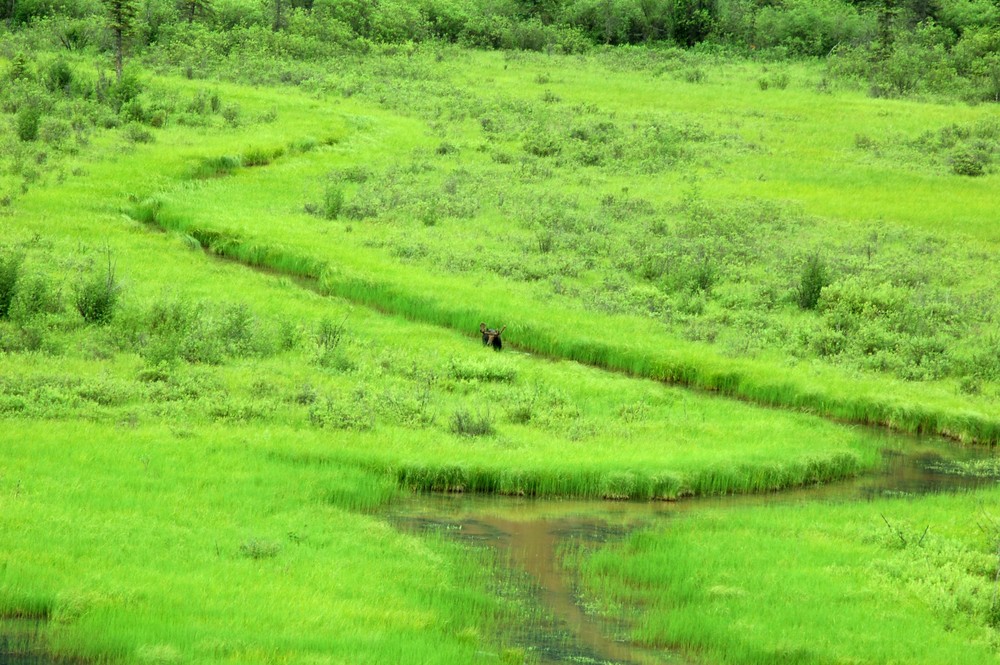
(393, 439, 1000, 665)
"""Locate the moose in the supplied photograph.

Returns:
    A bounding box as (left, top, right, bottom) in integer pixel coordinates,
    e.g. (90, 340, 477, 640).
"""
(480, 322, 506, 351)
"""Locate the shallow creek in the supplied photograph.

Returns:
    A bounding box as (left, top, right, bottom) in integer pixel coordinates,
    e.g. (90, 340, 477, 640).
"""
(390, 441, 1000, 665)
(2, 442, 996, 665)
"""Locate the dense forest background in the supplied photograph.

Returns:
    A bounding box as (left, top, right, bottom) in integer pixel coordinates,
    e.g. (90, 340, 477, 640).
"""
(2, 0, 999, 102)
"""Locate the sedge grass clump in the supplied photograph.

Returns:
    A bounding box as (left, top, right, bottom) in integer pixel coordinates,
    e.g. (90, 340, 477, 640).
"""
(450, 408, 495, 437)
(190, 155, 241, 179)
(311, 315, 350, 368)
(448, 357, 517, 383)
(238, 537, 281, 560)
(241, 145, 284, 167)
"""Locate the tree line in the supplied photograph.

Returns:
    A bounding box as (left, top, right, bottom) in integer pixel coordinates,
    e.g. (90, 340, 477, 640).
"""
(2, 0, 999, 101)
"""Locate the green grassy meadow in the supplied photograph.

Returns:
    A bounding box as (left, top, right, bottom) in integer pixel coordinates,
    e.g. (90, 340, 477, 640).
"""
(2, 14, 1000, 665)
(571, 486, 1000, 664)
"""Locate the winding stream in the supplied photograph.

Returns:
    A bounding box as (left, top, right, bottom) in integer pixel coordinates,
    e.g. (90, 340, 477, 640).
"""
(391, 441, 1000, 665)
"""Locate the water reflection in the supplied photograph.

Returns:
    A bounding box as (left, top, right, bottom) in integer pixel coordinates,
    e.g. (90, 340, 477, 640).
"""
(392, 441, 999, 664)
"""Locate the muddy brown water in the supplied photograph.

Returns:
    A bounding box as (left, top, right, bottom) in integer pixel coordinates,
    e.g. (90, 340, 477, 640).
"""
(391, 443, 1000, 665)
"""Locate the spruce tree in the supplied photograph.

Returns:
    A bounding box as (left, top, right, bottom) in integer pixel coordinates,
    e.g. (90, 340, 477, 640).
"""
(103, 0, 138, 83)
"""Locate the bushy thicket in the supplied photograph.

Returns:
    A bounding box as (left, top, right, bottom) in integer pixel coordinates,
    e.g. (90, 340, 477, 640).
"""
(4, 0, 999, 102)
(0, 45, 250, 205)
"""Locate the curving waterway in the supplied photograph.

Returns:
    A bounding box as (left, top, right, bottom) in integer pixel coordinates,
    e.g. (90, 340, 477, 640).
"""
(3, 440, 996, 665)
(391, 440, 1000, 665)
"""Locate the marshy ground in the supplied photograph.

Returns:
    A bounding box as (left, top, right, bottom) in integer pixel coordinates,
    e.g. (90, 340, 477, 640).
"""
(2, 14, 1000, 665)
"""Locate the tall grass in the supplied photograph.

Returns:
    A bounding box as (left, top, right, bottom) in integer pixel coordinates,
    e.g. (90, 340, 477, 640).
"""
(572, 487, 1000, 664)
(105, 81, 997, 444)
(0, 422, 523, 664)
(125, 202, 1000, 445)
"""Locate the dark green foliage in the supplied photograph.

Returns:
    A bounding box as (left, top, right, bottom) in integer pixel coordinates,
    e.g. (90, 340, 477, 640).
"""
(106, 70, 142, 112)
(949, 148, 989, 176)
(74, 251, 121, 325)
(316, 316, 346, 350)
(755, 0, 871, 56)
(797, 253, 828, 310)
(102, 0, 139, 82)
(690, 257, 715, 293)
(670, 0, 715, 47)
(123, 122, 155, 143)
(0, 253, 23, 318)
(178, 0, 213, 24)
(9, 273, 61, 321)
(15, 104, 42, 141)
(45, 58, 73, 92)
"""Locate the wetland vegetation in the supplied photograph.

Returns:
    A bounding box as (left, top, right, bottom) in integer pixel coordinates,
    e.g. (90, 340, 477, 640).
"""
(1, 0, 999, 663)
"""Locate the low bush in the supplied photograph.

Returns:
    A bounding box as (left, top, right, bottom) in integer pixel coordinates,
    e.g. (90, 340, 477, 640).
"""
(74, 252, 121, 325)
(950, 149, 989, 176)
(0, 253, 22, 318)
(321, 181, 345, 219)
(797, 253, 828, 310)
(15, 104, 42, 142)
(9, 273, 61, 322)
(450, 408, 495, 437)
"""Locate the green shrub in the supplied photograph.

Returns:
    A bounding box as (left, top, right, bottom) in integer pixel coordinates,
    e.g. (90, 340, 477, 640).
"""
(38, 117, 72, 146)
(241, 145, 284, 167)
(950, 149, 989, 176)
(308, 394, 374, 430)
(9, 273, 61, 322)
(218, 303, 259, 357)
(123, 122, 155, 144)
(754, 0, 872, 57)
(687, 257, 715, 293)
(45, 58, 73, 92)
(316, 316, 346, 350)
(562, 0, 645, 45)
(321, 182, 345, 219)
(75, 253, 121, 325)
(221, 104, 241, 127)
(0, 253, 22, 319)
(524, 127, 562, 157)
(15, 105, 42, 142)
(107, 72, 143, 113)
(797, 253, 828, 310)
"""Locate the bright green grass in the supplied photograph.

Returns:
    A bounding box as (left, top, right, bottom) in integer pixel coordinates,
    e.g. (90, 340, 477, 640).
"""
(2, 42, 999, 665)
(0, 421, 520, 664)
(51, 52, 994, 443)
(446, 51, 1000, 239)
(572, 486, 1000, 664)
